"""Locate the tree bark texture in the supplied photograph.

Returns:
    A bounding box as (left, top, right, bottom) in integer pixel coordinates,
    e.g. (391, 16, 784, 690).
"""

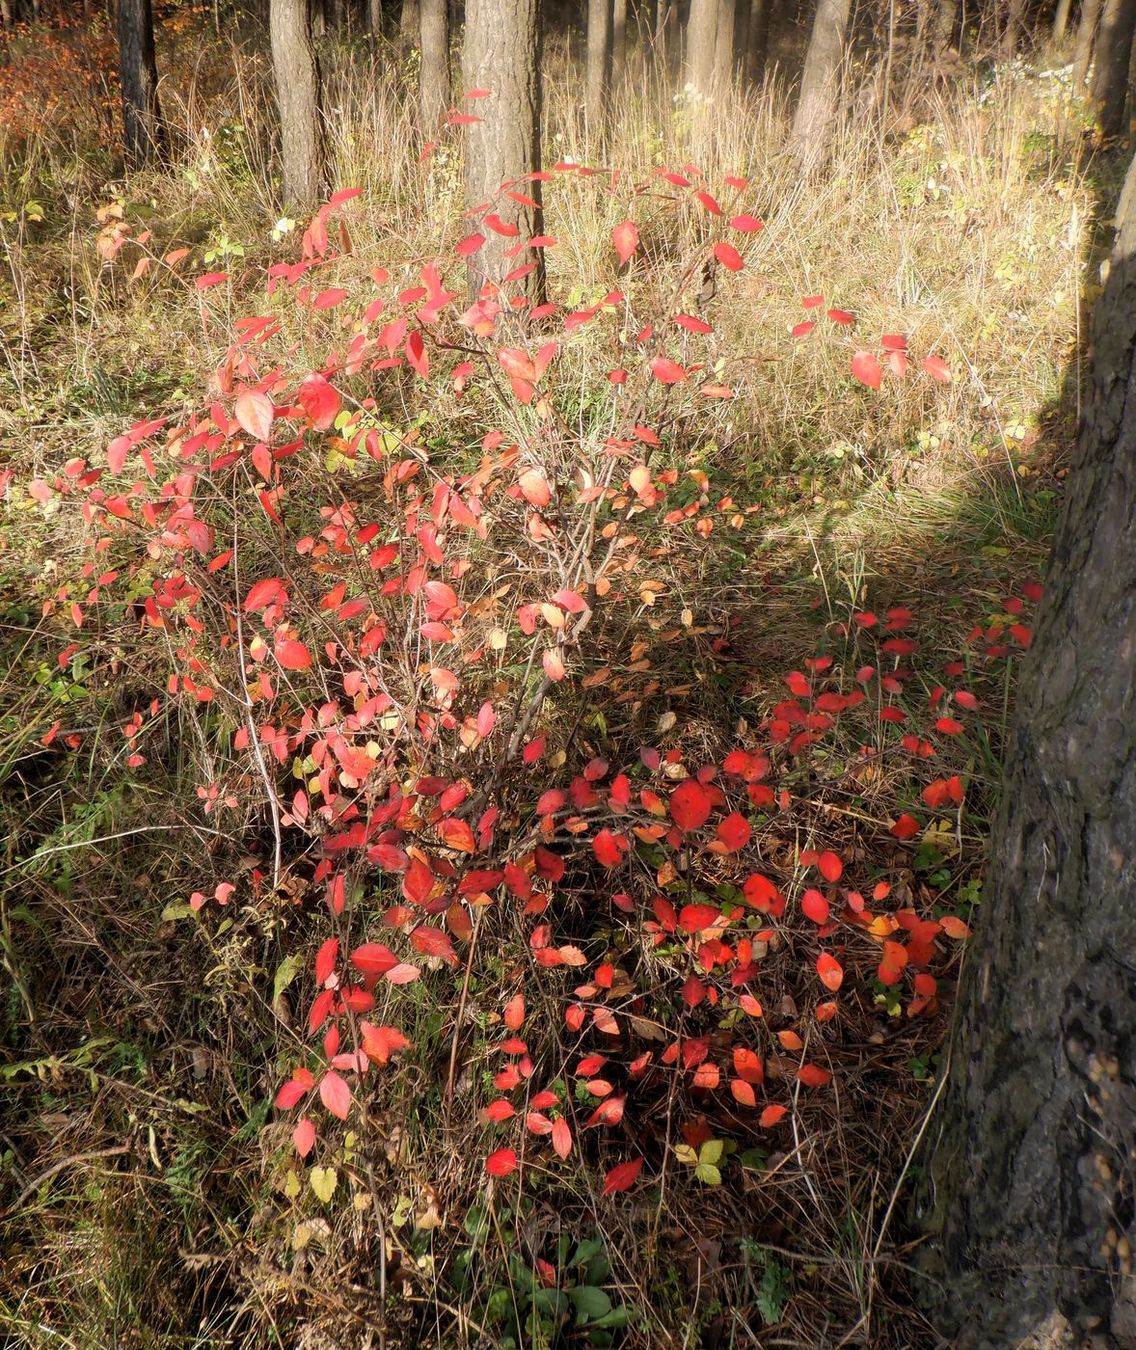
(933, 0, 959, 53)
(1052, 0, 1074, 43)
(585, 0, 612, 139)
(419, 0, 450, 126)
(612, 0, 628, 82)
(744, 0, 771, 84)
(1091, 0, 1136, 136)
(1001, 0, 1026, 56)
(117, 0, 165, 170)
(789, 0, 851, 164)
(462, 0, 544, 301)
(270, 0, 323, 208)
(714, 0, 737, 83)
(685, 0, 718, 95)
(916, 152, 1136, 1348)
(400, 0, 419, 48)
(1074, 0, 1104, 85)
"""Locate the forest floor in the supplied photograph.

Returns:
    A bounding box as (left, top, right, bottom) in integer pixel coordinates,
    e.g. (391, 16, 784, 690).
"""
(0, 13, 1124, 1349)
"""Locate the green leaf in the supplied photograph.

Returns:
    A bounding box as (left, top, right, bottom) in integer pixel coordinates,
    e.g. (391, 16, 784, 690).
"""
(273, 953, 302, 1006)
(694, 1162, 722, 1186)
(309, 1165, 337, 1202)
(570, 1285, 612, 1322)
(673, 1143, 698, 1165)
(699, 1138, 724, 1166)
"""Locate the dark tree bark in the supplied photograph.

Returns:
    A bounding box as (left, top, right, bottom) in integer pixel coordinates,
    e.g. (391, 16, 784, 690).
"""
(789, 0, 852, 164)
(462, 0, 544, 301)
(368, 0, 383, 38)
(1074, 0, 1104, 85)
(654, 0, 677, 70)
(1001, 0, 1027, 56)
(686, 0, 718, 96)
(270, 0, 323, 208)
(116, 0, 165, 169)
(585, 0, 612, 139)
(916, 150, 1136, 1349)
(419, 0, 450, 126)
(1091, 0, 1136, 136)
(743, 0, 771, 84)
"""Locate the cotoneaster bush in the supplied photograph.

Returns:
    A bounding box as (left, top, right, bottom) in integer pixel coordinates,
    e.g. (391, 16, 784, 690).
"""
(20, 112, 1040, 1328)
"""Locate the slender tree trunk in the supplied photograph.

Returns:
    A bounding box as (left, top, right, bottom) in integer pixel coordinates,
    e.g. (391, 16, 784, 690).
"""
(1001, 0, 1026, 56)
(714, 0, 737, 82)
(1074, 0, 1104, 85)
(462, 0, 544, 301)
(1091, 0, 1136, 135)
(116, 0, 165, 169)
(789, 0, 852, 164)
(270, 0, 323, 208)
(327, 0, 344, 31)
(655, 0, 676, 70)
(419, 0, 450, 125)
(917, 149, 1136, 1350)
(686, 0, 718, 96)
(744, 0, 771, 84)
(1052, 0, 1074, 42)
(367, 0, 382, 37)
(933, 0, 959, 53)
(612, 0, 627, 84)
(586, 0, 612, 140)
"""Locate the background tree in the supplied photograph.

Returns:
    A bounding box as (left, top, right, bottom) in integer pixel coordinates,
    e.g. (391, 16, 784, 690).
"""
(789, 0, 852, 164)
(612, 0, 628, 85)
(713, 0, 736, 84)
(270, 0, 323, 208)
(743, 0, 772, 85)
(1090, 0, 1136, 136)
(400, 0, 420, 49)
(419, 0, 450, 127)
(918, 149, 1136, 1347)
(585, 0, 611, 142)
(117, 0, 165, 169)
(1074, 0, 1104, 85)
(685, 0, 718, 97)
(1052, 0, 1074, 42)
(462, 0, 544, 299)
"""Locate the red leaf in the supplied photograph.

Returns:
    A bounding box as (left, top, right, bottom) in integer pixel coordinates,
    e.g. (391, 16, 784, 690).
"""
(518, 468, 551, 507)
(817, 850, 843, 882)
(816, 952, 843, 992)
(298, 373, 342, 431)
(360, 1022, 411, 1066)
(730, 1078, 757, 1107)
(410, 925, 458, 964)
(713, 241, 743, 271)
(730, 213, 763, 232)
(276, 638, 313, 671)
(319, 1071, 352, 1120)
(592, 828, 628, 867)
(504, 993, 525, 1030)
(439, 817, 476, 853)
(350, 943, 398, 978)
(715, 811, 751, 852)
(486, 1147, 517, 1177)
(670, 778, 712, 831)
(801, 889, 830, 925)
(292, 1117, 316, 1157)
(921, 354, 952, 383)
(235, 389, 274, 442)
(552, 1117, 572, 1159)
(602, 1157, 643, 1195)
(759, 1104, 787, 1127)
(890, 813, 921, 840)
(797, 1063, 832, 1088)
(650, 355, 688, 384)
(612, 220, 639, 265)
(851, 351, 883, 390)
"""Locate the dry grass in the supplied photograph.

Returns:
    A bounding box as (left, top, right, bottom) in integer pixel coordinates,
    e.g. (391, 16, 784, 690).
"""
(0, 14, 1109, 1349)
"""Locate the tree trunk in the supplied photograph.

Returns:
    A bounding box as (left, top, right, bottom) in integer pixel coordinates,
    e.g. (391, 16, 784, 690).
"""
(789, 0, 852, 165)
(585, 0, 612, 141)
(714, 0, 737, 83)
(916, 150, 1136, 1349)
(327, 0, 344, 31)
(1001, 0, 1026, 56)
(116, 0, 165, 169)
(368, 0, 383, 37)
(655, 0, 676, 70)
(686, 0, 718, 96)
(744, 0, 771, 84)
(612, 0, 627, 85)
(270, 0, 323, 208)
(1074, 0, 1104, 84)
(1052, 0, 1074, 42)
(419, 0, 450, 126)
(933, 0, 959, 53)
(400, 0, 419, 48)
(462, 0, 544, 301)
(1091, 0, 1136, 136)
